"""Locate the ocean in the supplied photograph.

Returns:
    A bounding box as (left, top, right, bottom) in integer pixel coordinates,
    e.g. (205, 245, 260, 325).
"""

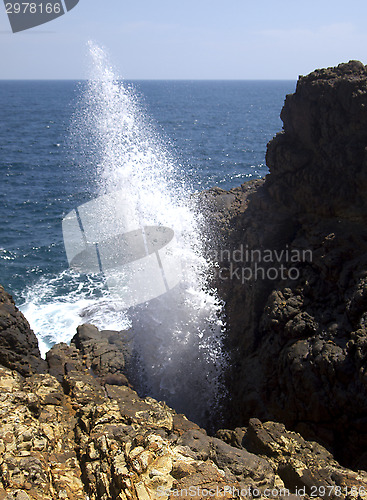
(0, 68, 295, 423)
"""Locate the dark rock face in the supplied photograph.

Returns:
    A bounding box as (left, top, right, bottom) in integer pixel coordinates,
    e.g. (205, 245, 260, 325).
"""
(210, 61, 367, 469)
(0, 285, 47, 376)
(266, 60, 367, 221)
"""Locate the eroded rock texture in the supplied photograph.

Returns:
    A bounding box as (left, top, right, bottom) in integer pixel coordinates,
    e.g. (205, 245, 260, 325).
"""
(208, 61, 367, 469)
(1, 321, 367, 500)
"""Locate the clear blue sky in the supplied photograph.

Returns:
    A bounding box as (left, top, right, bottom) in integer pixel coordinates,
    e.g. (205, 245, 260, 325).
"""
(1, 0, 367, 79)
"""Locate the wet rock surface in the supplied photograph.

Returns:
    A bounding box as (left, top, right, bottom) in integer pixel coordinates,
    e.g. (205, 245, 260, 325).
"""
(207, 61, 367, 469)
(1, 321, 367, 499)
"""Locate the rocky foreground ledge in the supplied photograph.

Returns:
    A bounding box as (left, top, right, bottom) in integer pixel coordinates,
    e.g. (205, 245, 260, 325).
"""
(1, 285, 367, 500)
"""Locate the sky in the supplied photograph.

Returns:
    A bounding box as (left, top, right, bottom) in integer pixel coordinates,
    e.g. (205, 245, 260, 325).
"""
(1, 0, 367, 80)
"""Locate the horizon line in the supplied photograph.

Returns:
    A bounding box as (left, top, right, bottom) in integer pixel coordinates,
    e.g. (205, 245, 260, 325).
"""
(0, 77, 297, 82)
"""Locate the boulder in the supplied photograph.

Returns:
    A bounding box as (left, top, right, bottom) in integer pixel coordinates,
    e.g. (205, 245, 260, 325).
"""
(0, 285, 46, 376)
(71, 323, 132, 381)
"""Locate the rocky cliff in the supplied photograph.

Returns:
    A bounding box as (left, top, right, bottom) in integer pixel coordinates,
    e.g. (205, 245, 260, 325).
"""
(1, 287, 367, 500)
(207, 61, 367, 470)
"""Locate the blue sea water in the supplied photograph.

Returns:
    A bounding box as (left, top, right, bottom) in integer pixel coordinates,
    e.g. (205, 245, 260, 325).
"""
(0, 79, 295, 353)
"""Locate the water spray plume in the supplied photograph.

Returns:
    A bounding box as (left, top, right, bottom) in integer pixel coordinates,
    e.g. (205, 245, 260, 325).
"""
(38, 41, 228, 427)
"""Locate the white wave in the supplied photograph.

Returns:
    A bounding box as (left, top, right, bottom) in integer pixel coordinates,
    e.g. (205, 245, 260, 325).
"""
(20, 271, 131, 357)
